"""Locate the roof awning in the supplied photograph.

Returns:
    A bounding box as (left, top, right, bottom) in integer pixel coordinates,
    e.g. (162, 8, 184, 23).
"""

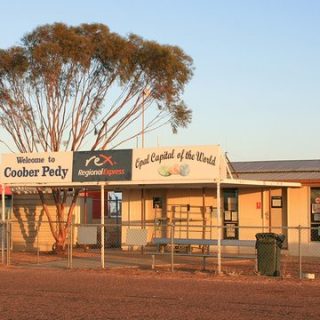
(2, 178, 301, 191)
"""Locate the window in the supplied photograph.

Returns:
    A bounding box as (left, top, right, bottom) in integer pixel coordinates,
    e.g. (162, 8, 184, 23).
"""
(271, 196, 282, 208)
(153, 197, 163, 209)
(107, 191, 122, 218)
(310, 188, 320, 241)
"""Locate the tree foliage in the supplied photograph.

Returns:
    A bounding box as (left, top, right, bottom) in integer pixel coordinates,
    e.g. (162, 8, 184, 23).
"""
(0, 23, 193, 152)
(0, 23, 194, 251)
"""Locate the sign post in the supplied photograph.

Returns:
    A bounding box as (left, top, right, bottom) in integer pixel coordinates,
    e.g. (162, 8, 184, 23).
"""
(1, 185, 5, 265)
(101, 184, 105, 269)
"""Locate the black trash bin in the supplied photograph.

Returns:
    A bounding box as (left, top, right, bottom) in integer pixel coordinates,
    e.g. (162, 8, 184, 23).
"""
(255, 233, 285, 276)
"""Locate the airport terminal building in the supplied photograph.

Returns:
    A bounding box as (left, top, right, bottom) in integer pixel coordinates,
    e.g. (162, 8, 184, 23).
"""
(1, 145, 319, 257)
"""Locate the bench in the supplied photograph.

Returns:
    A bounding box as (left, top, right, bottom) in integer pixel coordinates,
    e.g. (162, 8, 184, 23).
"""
(153, 237, 256, 252)
(151, 238, 256, 270)
(153, 237, 217, 252)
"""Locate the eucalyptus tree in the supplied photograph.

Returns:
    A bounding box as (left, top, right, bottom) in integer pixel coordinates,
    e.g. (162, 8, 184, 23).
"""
(0, 23, 193, 251)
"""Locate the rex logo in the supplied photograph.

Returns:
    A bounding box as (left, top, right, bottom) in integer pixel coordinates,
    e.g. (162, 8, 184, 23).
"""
(85, 154, 117, 167)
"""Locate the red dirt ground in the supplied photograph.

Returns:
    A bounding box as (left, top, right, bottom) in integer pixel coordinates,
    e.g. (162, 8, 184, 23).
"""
(0, 267, 319, 320)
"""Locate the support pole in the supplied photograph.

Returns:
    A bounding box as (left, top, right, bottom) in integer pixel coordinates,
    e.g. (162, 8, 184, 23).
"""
(70, 223, 73, 269)
(36, 226, 39, 265)
(101, 184, 105, 269)
(8, 193, 13, 265)
(217, 181, 222, 274)
(202, 188, 206, 253)
(6, 219, 10, 266)
(141, 188, 145, 229)
(298, 225, 302, 279)
(67, 228, 70, 268)
(141, 188, 145, 254)
(170, 223, 174, 272)
(1, 184, 5, 265)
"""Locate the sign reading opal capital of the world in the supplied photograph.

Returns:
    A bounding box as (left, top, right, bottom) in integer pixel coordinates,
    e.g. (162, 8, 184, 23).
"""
(0, 152, 73, 183)
(72, 150, 132, 182)
(132, 145, 226, 181)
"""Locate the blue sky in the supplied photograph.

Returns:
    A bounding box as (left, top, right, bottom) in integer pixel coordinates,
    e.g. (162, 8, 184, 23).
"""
(0, 0, 320, 161)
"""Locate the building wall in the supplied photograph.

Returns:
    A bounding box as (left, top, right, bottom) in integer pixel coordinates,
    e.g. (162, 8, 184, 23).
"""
(12, 194, 56, 251)
(121, 185, 320, 257)
(238, 189, 264, 240)
(11, 194, 82, 251)
(286, 186, 320, 256)
(167, 188, 218, 240)
(121, 188, 218, 245)
(121, 189, 143, 245)
(122, 187, 280, 242)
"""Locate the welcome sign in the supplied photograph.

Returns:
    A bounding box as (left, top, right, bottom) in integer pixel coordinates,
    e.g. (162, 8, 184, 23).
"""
(132, 145, 226, 181)
(0, 152, 73, 183)
(0, 145, 226, 185)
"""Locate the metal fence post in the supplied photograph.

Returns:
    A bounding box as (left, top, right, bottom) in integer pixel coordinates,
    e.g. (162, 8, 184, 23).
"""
(6, 220, 10, 266)
(298, 225, 302, 279)
(1, 185, 5, 265)
(36, 226, 39, 265)
(170, 223, 174, 272)
(1, 222, 3, 265)
(101, 185, 105, 269)
(217, 181, 222, 274)
(70, 223, 73, 269)
(67, 226, 70, 268)
(1, 216, 4, 265)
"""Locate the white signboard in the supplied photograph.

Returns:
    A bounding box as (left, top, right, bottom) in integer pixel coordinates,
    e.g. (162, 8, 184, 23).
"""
(0, 152, 73, 183)
(126, 228, 148, 246)
(132, 145, 226, 182)
(78, 226, 97, 245)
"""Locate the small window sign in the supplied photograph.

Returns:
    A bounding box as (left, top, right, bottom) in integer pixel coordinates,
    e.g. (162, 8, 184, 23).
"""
(271, 196, 282, 208)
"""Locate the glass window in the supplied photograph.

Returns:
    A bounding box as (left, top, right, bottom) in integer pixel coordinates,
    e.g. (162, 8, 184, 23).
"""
(107, 191, 122, 218)
(311, 188, 320, 241)
(153, 197, 163, 209)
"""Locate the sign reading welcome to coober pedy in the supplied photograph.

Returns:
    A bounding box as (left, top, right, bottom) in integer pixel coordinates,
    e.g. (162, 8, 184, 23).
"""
(0, 152, 73, 183)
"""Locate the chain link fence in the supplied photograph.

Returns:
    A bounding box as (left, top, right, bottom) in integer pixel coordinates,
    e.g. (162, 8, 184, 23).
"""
(2, 220, 320, 279)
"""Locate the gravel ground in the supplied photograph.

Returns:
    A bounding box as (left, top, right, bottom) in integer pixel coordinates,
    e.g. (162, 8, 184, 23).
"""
(0, 267, 319, 320)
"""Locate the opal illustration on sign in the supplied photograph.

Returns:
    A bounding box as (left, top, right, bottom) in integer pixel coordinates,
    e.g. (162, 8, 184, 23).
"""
(158, 163, 190, 177)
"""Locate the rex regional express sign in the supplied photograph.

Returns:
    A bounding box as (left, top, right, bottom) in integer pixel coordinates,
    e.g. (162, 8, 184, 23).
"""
(72, 150, 132, 182)
(0, 145, 224, 184)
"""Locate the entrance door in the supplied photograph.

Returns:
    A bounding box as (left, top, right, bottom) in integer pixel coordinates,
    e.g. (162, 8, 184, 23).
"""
(269, 188, 288, 247)
(223, 190, 239, 239)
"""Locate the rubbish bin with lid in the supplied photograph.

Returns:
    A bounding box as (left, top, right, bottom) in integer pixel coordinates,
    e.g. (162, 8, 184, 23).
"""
(255, 233, 285, 276)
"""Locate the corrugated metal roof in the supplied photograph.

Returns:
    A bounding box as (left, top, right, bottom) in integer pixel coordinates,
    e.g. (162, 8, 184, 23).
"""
(231, 160, 320, 181)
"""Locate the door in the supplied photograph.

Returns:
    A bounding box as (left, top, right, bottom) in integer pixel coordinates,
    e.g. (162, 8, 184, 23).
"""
(223, 190, 239, 239)
(106, 191, 122, 248)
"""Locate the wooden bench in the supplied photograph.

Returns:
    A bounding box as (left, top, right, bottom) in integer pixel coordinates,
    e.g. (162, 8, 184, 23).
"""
(153, 237, 256, 252)
(150, 238, 256, 270)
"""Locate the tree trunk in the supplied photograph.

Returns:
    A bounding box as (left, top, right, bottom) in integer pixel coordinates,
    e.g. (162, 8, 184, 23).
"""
(37, 188, 80, 253)
(52, 236, 66, 254)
